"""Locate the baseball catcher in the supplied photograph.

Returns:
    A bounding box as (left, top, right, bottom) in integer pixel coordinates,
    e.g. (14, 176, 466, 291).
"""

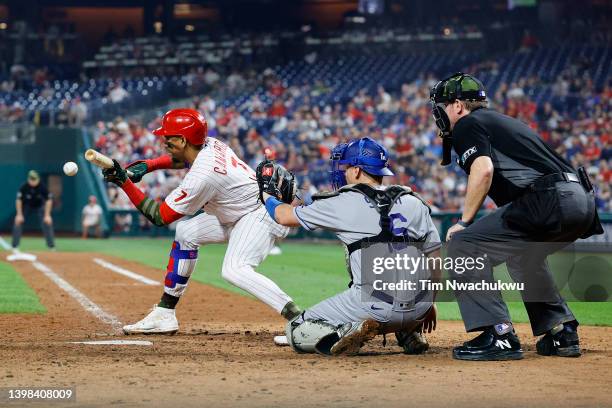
(257, 137, 440, 356)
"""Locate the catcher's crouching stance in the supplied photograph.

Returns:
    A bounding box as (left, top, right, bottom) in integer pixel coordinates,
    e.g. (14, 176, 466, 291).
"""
(103, 108, 301, 334)
(257, 137, 441, 356)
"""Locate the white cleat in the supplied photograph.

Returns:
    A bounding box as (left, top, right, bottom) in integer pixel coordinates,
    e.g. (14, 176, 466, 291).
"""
(123, 305, 179, 335)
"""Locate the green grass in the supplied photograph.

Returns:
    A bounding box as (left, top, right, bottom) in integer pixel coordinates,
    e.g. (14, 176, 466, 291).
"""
(3, 236, 347, 307)
(4, 236, 612, 326)
(0, 261, 46, 313)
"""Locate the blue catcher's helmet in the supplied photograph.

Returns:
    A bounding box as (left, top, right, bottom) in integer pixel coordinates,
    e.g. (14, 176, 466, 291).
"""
(330, 137, 394, 190)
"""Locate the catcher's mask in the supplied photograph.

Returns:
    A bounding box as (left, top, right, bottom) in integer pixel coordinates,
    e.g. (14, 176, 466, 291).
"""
(430, 72, 487, 166)
(330, 137, 393, 190)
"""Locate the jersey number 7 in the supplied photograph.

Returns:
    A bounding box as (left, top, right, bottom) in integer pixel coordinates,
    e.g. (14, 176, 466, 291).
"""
(231, 154, 257, 181)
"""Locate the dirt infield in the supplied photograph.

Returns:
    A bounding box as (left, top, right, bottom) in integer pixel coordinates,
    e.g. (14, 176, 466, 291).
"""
(1, 252, 611, 408)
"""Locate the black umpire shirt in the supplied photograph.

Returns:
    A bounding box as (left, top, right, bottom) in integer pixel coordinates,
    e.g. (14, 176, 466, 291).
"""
(17, 182, 52, 209)
(452, 107, 575, 206)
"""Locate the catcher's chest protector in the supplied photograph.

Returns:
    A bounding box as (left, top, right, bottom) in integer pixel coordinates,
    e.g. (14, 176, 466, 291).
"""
(313, 184, 431, 287)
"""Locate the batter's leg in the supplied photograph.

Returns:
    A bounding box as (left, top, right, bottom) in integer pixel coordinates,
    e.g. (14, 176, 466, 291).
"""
(161, 212, 228, 302)
(123, 213, 228, 335)
(222, 207, 299, 319)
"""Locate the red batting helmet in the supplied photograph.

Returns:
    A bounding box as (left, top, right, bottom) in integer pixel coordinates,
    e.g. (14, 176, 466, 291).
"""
(153, 108, 207, 146)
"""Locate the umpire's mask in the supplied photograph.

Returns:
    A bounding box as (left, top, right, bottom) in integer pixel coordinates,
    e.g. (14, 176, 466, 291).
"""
(430, 72, 487, 166)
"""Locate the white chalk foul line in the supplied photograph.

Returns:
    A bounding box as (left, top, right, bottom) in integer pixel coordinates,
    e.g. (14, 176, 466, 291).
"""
(69, 340, 152, 346)
(0, 236, 12, 250)
(93, 258, 160, 286)
(1, 237, 122, 330)
(1, 236, 38, 261)
(31, 261, 122, 329)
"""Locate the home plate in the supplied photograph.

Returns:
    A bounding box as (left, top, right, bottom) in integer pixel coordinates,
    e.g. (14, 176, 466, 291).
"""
(69, 340, 153, 346)
(274, 335, 289, 346)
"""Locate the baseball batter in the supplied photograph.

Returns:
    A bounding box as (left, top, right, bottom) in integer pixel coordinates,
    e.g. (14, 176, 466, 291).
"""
(256, 137, 440, 355)
(102, 108, 301, 334)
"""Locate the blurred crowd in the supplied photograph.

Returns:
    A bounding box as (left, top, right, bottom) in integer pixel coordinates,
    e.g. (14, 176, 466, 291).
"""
(94, 60, 611, 231)
(0, 61, 258, 126)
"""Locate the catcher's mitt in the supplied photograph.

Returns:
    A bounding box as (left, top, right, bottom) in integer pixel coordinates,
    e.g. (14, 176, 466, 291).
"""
(256, 159, 297, 204)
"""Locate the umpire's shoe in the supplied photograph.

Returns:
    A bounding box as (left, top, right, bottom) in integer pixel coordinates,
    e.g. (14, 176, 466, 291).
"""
(536, 322, 581, 357)
(453, 324, 523, 361)
(123, 305, 179, 335)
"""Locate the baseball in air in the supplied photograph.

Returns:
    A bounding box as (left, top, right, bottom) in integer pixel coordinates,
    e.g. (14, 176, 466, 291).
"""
(63, 161, 79, 176)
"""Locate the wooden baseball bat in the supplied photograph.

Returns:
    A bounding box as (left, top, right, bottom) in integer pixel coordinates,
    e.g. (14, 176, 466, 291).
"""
(84, 149, 134, 177)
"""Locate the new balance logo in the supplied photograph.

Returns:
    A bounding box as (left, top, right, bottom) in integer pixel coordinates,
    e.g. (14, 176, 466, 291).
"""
(553, 339, 561, 347)
(495, 339, 512, 349)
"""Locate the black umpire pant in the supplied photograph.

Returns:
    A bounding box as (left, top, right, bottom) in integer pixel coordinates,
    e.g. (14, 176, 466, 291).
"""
(12, 206, 55, 249)
(448, 180, 597, 336)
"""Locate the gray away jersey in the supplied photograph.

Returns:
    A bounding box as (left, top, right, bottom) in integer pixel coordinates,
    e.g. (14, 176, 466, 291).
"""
(293, 187, 441, 287)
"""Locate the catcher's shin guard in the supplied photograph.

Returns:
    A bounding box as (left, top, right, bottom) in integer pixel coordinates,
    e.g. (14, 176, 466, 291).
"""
(285, 317, 340, 354)
(286, 318, 380, 356)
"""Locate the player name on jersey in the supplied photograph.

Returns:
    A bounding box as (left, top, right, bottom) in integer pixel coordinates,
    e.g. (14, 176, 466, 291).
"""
(213, 139, 228, 175)
(166, 138, 261, 224)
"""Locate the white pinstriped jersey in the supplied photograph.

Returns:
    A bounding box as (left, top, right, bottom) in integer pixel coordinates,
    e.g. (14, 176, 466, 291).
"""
(165, 137, 262, 224)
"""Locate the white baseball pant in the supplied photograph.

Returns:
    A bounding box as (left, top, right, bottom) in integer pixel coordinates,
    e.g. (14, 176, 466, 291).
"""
(164, 206, 293, 313)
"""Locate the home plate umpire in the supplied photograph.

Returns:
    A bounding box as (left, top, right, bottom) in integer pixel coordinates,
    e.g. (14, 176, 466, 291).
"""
(430, 72, 604, 361)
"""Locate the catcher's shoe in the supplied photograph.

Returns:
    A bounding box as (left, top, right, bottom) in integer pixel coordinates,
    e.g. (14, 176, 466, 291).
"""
(536, 323, 581, 357)
(123, 305, 179, 335)
(396, 330, 429, 355)
(330, 320, 380, 356)
(453, 326, 523, 361)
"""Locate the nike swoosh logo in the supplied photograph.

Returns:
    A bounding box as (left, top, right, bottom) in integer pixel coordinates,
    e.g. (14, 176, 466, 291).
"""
(370, 304, 384, 311)
(174, 190, 188, 202)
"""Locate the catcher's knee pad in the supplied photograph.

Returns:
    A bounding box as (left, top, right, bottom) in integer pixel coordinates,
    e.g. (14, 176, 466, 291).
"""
(285, 317, 340, 355)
